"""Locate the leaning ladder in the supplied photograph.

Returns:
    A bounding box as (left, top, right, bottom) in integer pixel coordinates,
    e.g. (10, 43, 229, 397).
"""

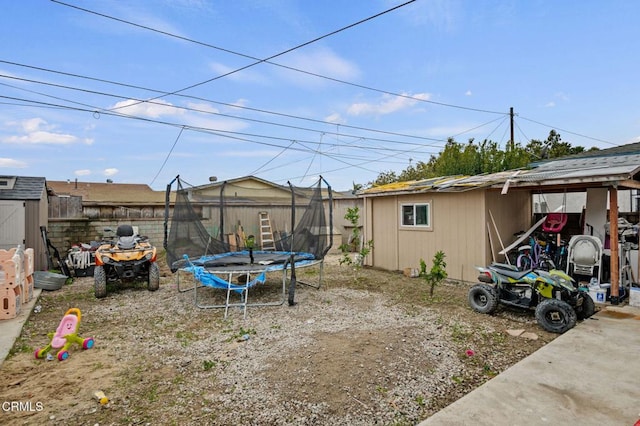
(259, 211, 276, 250)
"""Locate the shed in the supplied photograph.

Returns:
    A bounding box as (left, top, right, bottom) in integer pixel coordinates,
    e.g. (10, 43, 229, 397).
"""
(360, 143, 640, 303)
(0, 176, 48, 270)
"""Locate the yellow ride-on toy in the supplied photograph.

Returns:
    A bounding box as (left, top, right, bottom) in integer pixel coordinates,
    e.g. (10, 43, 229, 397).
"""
(35, 308, 94, 361)
(94, 225, 160, 298)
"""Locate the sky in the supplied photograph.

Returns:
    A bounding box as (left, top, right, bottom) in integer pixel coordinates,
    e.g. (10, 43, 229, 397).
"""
(2, 0, 640, 192)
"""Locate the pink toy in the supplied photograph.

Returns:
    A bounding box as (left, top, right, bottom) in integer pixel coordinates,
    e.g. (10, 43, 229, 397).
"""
(35, 308, 94, 361)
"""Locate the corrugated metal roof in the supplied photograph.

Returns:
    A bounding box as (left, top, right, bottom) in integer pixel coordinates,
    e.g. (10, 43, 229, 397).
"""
(361, 146, 640, 196)
(0, 176, 46, 200)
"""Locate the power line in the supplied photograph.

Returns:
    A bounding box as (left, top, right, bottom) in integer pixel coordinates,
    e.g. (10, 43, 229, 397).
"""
(52, 0, 420, 112)
(0, 75, 446, 154)
(518, 115, 618, 146)
(0, 61, 447, 144)
(0, 94, 426, 176)
(50, 0, 505, 116)
(150, 126, 185, 186)
(2, 59, 618, 155)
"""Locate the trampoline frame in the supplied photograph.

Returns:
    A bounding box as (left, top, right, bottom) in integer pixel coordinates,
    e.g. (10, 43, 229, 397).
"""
(176, 254, 324, 318)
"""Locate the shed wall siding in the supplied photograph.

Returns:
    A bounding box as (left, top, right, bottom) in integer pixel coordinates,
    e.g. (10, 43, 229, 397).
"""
(0, 200, 24, 249)
(396, 191, 486, 282)
(366, 189, 534, 282)
(369, 196, 399, 271)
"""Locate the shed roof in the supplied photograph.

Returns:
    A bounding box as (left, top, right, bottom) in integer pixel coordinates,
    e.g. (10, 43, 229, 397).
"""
(0, 176, 46, 200)
(47, 180, 171, 203)
(361, 143, 640, 197)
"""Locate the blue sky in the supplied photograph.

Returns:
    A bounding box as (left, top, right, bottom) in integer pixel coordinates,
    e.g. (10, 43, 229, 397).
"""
(2, 0, 639, 191)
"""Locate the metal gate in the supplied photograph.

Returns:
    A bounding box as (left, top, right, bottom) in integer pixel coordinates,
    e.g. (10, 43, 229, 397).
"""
(0, 200, 25, 249)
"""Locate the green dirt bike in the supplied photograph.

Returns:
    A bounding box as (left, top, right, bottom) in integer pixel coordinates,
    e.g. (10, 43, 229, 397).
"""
(468, 263, 595, 333)
(94, 225, 160, 298)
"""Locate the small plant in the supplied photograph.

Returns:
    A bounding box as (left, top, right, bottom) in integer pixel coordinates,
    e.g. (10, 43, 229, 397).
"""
(176, 330, 197, 347)
(203, 360, 217, 371)
(225, 326, 257, 342)
(482, 364, 498, 377)
(420, 250, 447, 298)
(339, 206, 374, 269)
(376, 385, 388, 396)
(451, 322, 469, 342)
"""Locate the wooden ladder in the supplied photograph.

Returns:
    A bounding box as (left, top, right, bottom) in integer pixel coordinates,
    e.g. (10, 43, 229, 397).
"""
(259, 211, 276, 251)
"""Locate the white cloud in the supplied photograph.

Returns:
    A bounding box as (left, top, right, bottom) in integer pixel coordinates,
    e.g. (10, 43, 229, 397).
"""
(231, 99, 249, 108)
(218, 149, 281, 158)
(277, 48, 360, 86)
(184, 116, 248, 132)
(74, 169, 91, 176)
(347, 93, 430, 116)
(545, 92, 569, 108)
(104, 168, 119, 176)
(110, 99, 181, 118)
(21, 117, 47, 133)
(4, 131, 77, 145)
(325, 113, 345, 124)
(186, 102, 219, 114)
(465, 90, 472, 96)
(0, 158, 27, 168)
(209, 62, 266, 83)
(2, 118, 81, 145)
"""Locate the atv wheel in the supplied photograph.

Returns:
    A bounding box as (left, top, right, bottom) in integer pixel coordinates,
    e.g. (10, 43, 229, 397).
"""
(468, 284, 499, 314)
(535, 298, 576, 333)
(148, 262, 160, 292)
(576, 292, 595, 320)
(94, 265, 107, 299)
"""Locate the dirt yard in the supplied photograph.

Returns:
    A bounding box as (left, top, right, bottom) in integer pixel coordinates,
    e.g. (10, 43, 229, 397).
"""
(0, 255, 561, 425)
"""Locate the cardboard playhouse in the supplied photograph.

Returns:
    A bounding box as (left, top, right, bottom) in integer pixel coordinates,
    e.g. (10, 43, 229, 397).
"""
(0, 247, 35, 320)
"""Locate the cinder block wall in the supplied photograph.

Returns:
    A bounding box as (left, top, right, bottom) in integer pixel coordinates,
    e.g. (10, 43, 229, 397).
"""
(47, 218, 167, 254)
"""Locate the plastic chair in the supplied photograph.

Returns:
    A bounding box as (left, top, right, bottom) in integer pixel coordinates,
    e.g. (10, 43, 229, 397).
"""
(566, 235, 603, 283)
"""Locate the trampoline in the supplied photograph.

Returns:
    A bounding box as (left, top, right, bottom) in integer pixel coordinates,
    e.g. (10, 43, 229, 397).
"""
(165, 176, 333, 318)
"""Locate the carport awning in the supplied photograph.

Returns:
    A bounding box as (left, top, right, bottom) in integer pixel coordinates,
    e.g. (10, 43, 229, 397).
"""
(361, 153, 640, 196)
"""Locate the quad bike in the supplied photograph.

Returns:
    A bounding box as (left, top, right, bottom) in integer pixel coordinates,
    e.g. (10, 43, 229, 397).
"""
(468, 263, 595, 333)
(94, 225, 160, 298)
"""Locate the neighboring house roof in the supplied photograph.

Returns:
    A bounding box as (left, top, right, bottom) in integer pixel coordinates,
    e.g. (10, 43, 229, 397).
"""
(533, 142, 640, 164)
(189, 175, 290, 192)
(187, 175, 340, 202)
(0, 176, 46, 200)
(361, 142, 640, 196)
(47, 180, 171, 203)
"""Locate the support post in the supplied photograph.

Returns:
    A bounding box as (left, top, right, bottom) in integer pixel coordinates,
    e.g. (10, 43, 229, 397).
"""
(610, 187, 620, 304)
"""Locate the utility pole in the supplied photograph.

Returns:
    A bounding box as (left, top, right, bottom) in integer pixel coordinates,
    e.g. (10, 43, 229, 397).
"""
(509, 107, 514, 150)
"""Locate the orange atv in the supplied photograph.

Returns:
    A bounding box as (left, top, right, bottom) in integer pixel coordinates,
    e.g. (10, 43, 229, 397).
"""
(94, 225, 159, 298)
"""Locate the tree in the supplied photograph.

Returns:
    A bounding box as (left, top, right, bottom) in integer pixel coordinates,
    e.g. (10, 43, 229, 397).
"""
(339, 206, 373, 270)
(420, 250, 448, 298)
(369, 170, 398, 187)
(365, 131, 591, 188)
(525, 130, 589, 160)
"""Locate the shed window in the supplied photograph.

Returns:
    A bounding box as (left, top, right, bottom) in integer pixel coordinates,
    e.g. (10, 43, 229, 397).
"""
(401, 203, 430, 227)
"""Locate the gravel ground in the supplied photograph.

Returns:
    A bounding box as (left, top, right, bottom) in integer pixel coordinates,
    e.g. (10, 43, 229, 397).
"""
(0, 254, 558, 425)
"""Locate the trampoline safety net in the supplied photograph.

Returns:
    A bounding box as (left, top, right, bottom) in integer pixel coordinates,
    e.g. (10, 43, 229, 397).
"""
(164, 176, 333, 272)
